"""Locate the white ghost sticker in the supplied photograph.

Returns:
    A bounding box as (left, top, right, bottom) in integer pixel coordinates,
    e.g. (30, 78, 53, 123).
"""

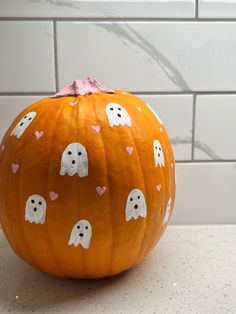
(60, 142, 88, 177)
(68, 219, 92, 249)
(154, 139, 165, 168)
(106, 103, 132, 127)
(163, 197, 172, 225)
(125, 188, 147, 221)
(25, 194, 47, 224)
(11, 112, 37, 139)
(146, 103, 163, 124)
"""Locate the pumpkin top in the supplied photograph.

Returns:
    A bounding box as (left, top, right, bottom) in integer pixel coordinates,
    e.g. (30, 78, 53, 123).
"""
(53, 77, 115, 97)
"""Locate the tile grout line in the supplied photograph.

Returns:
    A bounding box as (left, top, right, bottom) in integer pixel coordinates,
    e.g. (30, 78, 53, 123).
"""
(1, 17, 236, 22)
(191, 94, 197, 160)
(53, 20, 59, 93)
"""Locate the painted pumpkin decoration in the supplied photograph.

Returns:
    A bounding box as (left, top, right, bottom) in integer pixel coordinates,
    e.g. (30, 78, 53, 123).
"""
(0, 78, 176, 279)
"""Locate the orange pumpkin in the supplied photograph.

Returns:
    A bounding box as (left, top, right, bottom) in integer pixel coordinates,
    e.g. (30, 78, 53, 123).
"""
(0, 78, 176, 279)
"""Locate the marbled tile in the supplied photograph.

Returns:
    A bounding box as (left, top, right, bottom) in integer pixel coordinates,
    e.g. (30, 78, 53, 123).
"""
(139, 95, 193, 161)
(199, 0, 236, 18)
(171, 163, 236, 224)
(0, 0, 195, 18)
(0, 22, 55, 92)
(194, 95, 236, 160)
(56, 22, 236, 92)
(0, 96, 48, 141)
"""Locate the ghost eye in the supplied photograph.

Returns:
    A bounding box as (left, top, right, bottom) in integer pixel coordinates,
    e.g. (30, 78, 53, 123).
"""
(77, 225, 80, 229)
(155, 146, 157, 149)
(85, 226, 88, 230)
(159, 147, 161, 151)
(110, 108, 114, 111)
(24, 116, 27, 119)
(118, 108, 122, 111)
(138, 196, 140, 199)
(67, 151, 72, 155)
(78, 152, 82, 156)
(28, 117, 32, 121)
(38, 201, 42, 205)
(130, 198, 133, 201)
(31, 199, 35, 204)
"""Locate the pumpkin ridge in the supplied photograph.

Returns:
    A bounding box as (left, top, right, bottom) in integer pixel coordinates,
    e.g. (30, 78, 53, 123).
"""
(92, 98, 114, 277)
(43, 101, 69, 277)
(126, 117, 149, 266)
(16, 102, 52, 269)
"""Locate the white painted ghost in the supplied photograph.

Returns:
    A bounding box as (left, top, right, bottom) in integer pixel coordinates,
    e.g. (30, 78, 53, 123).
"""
(68, 219, 92, 249)
(146, 103, 163, 124)
(106, 103, 132, 127)
(25, 194, 47, 224)
(125, 188, 147, 221)
(153, 139, 165, 167)
(11, 112, 37, 139)
(162, 197, 172, 225)
(60, 142, 88, 177)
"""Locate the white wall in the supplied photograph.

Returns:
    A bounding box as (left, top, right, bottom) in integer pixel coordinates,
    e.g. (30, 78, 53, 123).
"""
(0, 0, 235, 224)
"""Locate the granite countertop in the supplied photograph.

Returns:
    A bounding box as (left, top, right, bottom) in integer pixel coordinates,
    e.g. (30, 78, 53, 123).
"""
(0, 225, 235, 314)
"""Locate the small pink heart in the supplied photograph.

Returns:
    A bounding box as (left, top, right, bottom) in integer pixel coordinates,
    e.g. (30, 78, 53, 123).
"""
(70, 101, 77, 106)
(156, 184, 161, 192)
(50, 191, 59, 201)
(171, 163, 174, 169)
(1, 145, 5, 151)
(137, 107, 142, 111)
(35, 130, 43, 140)
(96, 186, 106, 196)
(126, 146, 134, 155)
(11, 163, 19, 174)
(160, 127, 163, 133)
(92, 125, 101, 133)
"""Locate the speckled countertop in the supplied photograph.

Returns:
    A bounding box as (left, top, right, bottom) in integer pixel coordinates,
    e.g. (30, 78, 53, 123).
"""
(0, 225, 235, 314)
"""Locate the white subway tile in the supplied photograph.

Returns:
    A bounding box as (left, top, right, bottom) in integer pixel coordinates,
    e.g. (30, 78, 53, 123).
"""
(56, 22, 236, 93)
(0, 96, 48, 141)
(0, 22, 55, 92)
(0, 0, 195, 18)
(171, 163, 236, 224)
(199, 0, 236, 18)
(139, 95, 193, 161)
(194, 95, 236, 160)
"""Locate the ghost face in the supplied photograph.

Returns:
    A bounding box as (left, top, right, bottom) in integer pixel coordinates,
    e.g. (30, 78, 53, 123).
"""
(11, 112, 37, 139)
(106, 103, 132, 127)
(68, 219, 92, 249)
(60, 142, 88, 177)
(146, 103, 163, 124)
(25, 194, 46, 224)
(125, 188, 147, 221)
(163, 198, 172, 225)
(154, 139, 165, 168)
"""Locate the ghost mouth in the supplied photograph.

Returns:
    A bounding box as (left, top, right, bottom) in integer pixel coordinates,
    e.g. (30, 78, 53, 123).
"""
(134, 204, 139, 209)
(33, 207, 38, 212)
(79, 233, 84, 237)
(117, 113, 121, 118)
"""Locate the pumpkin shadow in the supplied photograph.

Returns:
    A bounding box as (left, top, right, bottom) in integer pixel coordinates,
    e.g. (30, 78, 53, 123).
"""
(0, 234, 140, 313)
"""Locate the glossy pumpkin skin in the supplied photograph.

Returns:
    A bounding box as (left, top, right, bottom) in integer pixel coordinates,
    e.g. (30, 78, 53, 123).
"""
(0, 91, 176, 279)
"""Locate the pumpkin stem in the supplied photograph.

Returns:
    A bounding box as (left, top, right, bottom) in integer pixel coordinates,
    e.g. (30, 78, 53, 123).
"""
(53, 77, 115, 97)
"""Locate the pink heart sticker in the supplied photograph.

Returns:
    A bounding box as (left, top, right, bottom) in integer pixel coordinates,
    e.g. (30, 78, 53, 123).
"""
(96, 186, 106, 196)
(160, 127, 163, 133)
(156, 184, 161, 192)
(35, 130, 43, 140)
(171, 163, 174, 169)
(70, 101, 77, 106)
(1, 145, 5, 151)
(137, 107, 142, 111)
(50, 191, 59, 201)
(126, 146, 134, 155)
(11, 164, 19, 174)
(91, 125, 101, 133)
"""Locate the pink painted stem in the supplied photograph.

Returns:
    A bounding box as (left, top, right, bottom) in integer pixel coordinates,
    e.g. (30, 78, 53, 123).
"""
(53, 77, 114, 97)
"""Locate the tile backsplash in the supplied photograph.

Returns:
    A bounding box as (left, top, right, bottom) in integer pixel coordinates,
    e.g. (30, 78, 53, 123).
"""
(0, 0, 235, 224)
